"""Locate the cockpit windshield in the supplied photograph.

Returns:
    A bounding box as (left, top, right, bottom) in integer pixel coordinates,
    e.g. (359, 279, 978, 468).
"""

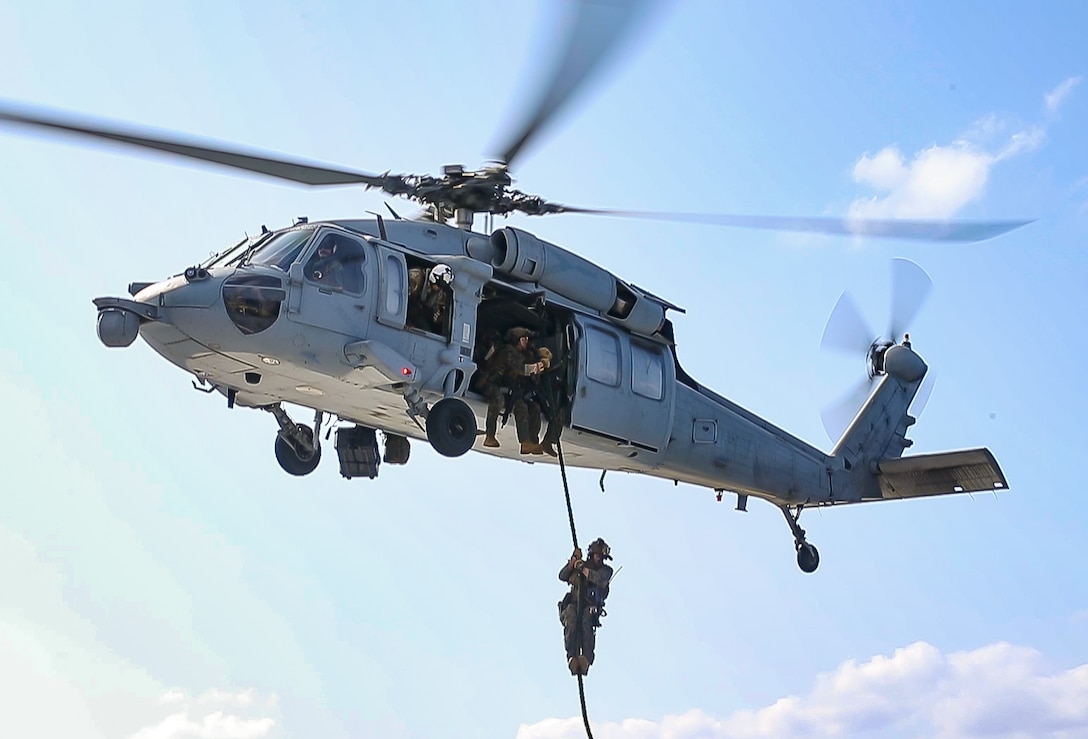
(246, 228, 315, 271)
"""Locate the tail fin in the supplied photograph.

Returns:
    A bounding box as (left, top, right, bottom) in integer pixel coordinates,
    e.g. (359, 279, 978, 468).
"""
(829, 344, 1009, 502)
(829, 344, 926, 501)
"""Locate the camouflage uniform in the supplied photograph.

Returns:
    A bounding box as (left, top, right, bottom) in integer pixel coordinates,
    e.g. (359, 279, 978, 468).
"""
(533, 346, 568, 455)
(407, 267, 450, 333)
(558, 540, 614, 675)
(482, 328, 541, 449)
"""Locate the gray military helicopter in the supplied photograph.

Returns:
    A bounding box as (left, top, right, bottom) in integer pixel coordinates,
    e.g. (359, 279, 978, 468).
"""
(0, 2, 1016, 573)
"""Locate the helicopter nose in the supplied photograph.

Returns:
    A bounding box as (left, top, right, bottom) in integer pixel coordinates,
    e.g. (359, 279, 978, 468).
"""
(134, 271, 223, 309)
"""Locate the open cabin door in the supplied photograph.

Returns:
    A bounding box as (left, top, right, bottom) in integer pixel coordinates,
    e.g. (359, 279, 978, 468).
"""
(569, 316, 674, 453)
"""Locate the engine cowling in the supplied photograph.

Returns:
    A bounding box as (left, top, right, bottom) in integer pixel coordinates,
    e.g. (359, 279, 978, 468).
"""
(488, 227, 668, 337)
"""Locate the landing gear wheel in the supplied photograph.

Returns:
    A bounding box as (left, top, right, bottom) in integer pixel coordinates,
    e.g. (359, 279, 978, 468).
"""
(426, 398, 477, 457)
(275, 425, 321, 476)
(796, 542, 820, 573)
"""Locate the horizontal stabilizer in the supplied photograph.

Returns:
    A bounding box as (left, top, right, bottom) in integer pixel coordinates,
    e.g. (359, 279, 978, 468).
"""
(876, 448, 1008, 499)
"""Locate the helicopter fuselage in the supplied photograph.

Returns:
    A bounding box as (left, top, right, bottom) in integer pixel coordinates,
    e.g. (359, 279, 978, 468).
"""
(93, 218, 1003, 522)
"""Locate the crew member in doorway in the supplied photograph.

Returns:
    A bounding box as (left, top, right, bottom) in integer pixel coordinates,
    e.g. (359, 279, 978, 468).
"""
(481, 327, 544, 454)
(407, 263, 453, 333)
(558, 537, 614, 676)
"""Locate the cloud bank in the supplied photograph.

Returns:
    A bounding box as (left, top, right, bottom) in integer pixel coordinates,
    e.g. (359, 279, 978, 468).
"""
(845, 77, 1084, 221)
(516, 640, 1088, 739)
(130, 689, 278, 739)
(848, 121, 1043, 221)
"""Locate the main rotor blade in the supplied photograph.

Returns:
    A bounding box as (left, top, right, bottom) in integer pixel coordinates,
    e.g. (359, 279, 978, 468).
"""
(0, 102, 387, 187)
(496, 0, 659, 167)
(821, 291, 874, 356)
(559, 207, 1032, 243)
(887, 258, 933, 341)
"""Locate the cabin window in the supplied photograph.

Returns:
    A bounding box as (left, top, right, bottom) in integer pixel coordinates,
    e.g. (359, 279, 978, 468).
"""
(585, 325, 621, 386)
(384, 253, 406, 316)
(631, 341, 665, 400)
(303, 233, 367, 294)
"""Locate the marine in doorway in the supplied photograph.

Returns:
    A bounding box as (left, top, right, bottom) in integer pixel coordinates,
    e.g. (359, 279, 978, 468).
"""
(480, 327, 545, 454)
(558, 538, 614, 676)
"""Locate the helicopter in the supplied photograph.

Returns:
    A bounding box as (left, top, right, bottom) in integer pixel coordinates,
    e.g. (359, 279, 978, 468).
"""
(0, 2, 1017, 574)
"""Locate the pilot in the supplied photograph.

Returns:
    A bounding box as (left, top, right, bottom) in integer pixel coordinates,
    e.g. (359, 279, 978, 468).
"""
(407, 263, 453, 333)
(558, 538, 614, 676)
(481, 327, 544, 454)
(309, 237, 346, 289)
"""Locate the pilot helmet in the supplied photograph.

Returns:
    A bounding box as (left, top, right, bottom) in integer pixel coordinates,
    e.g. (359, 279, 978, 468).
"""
(587, 537, 612, 560)
(429, 263, 453, 286)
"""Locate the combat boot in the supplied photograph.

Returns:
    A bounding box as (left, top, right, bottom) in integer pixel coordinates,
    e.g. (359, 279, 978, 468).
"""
(568, 656, 580, 675)
(577, 656, 590, 675)
(520, 441, 542, 455)
(540, 441, 557, 457)
(483, 435, 500, 448)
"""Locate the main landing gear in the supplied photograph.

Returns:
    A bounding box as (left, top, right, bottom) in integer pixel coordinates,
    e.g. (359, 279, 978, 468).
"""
(268, 404, 323, 476)
(780, 505, 820, 573)
(425, 397, 477, 458)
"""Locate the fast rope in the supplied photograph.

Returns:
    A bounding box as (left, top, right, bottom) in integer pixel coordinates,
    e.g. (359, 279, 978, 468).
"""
(556, 436, 595, 739)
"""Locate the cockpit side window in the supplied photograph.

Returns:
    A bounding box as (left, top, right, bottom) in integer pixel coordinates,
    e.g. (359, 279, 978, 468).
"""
(248, 229, 314, 272)
(303, 232, 367, 294)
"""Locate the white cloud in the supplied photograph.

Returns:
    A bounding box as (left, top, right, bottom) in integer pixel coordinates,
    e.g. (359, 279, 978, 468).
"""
(848, 108, 1046, 222)
(130, 711, 275, 739)
(516, 640, 1088, 739)
(130, 690, 278, 739)
(1045, 76, 1081, 114)
(850, 143, 994, 220)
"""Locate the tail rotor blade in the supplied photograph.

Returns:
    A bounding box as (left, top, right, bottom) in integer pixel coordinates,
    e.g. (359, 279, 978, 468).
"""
(887, 258, 933, 341)
(910, 372, 936, 417)
(821, 375, 875, 442)
(820, 291, 874, 356)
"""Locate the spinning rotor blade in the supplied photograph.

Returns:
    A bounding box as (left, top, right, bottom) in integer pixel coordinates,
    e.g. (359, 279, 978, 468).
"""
(0, 102, 388, 187)
(496, 0, 659, 167)
(820, 292, 874, 356)
(887, 257, 933, 341)
(910, 373, 936, 418)
(821, 375, 875, 442)
(559, 207, 1031, 243)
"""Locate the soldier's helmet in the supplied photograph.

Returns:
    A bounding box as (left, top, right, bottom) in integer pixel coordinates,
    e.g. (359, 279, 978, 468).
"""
(428, 263, 454, 286)
(505, 326, 531, 343)
(588, 538, 612, 560)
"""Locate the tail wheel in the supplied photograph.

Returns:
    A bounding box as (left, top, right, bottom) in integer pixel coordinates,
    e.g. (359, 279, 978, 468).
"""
(426, 398, 477, 458)
(797, 542, 820, 573)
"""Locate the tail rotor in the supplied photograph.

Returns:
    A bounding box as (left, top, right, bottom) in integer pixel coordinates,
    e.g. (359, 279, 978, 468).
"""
(819, 259, 933, 441)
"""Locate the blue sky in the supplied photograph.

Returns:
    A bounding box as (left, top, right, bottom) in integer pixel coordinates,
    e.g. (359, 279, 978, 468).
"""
(0, 1, 1086, 737)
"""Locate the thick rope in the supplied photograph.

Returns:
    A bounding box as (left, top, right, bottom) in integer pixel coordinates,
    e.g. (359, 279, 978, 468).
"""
(557, 437, 578, 550)
(556, 437, 594, 739)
